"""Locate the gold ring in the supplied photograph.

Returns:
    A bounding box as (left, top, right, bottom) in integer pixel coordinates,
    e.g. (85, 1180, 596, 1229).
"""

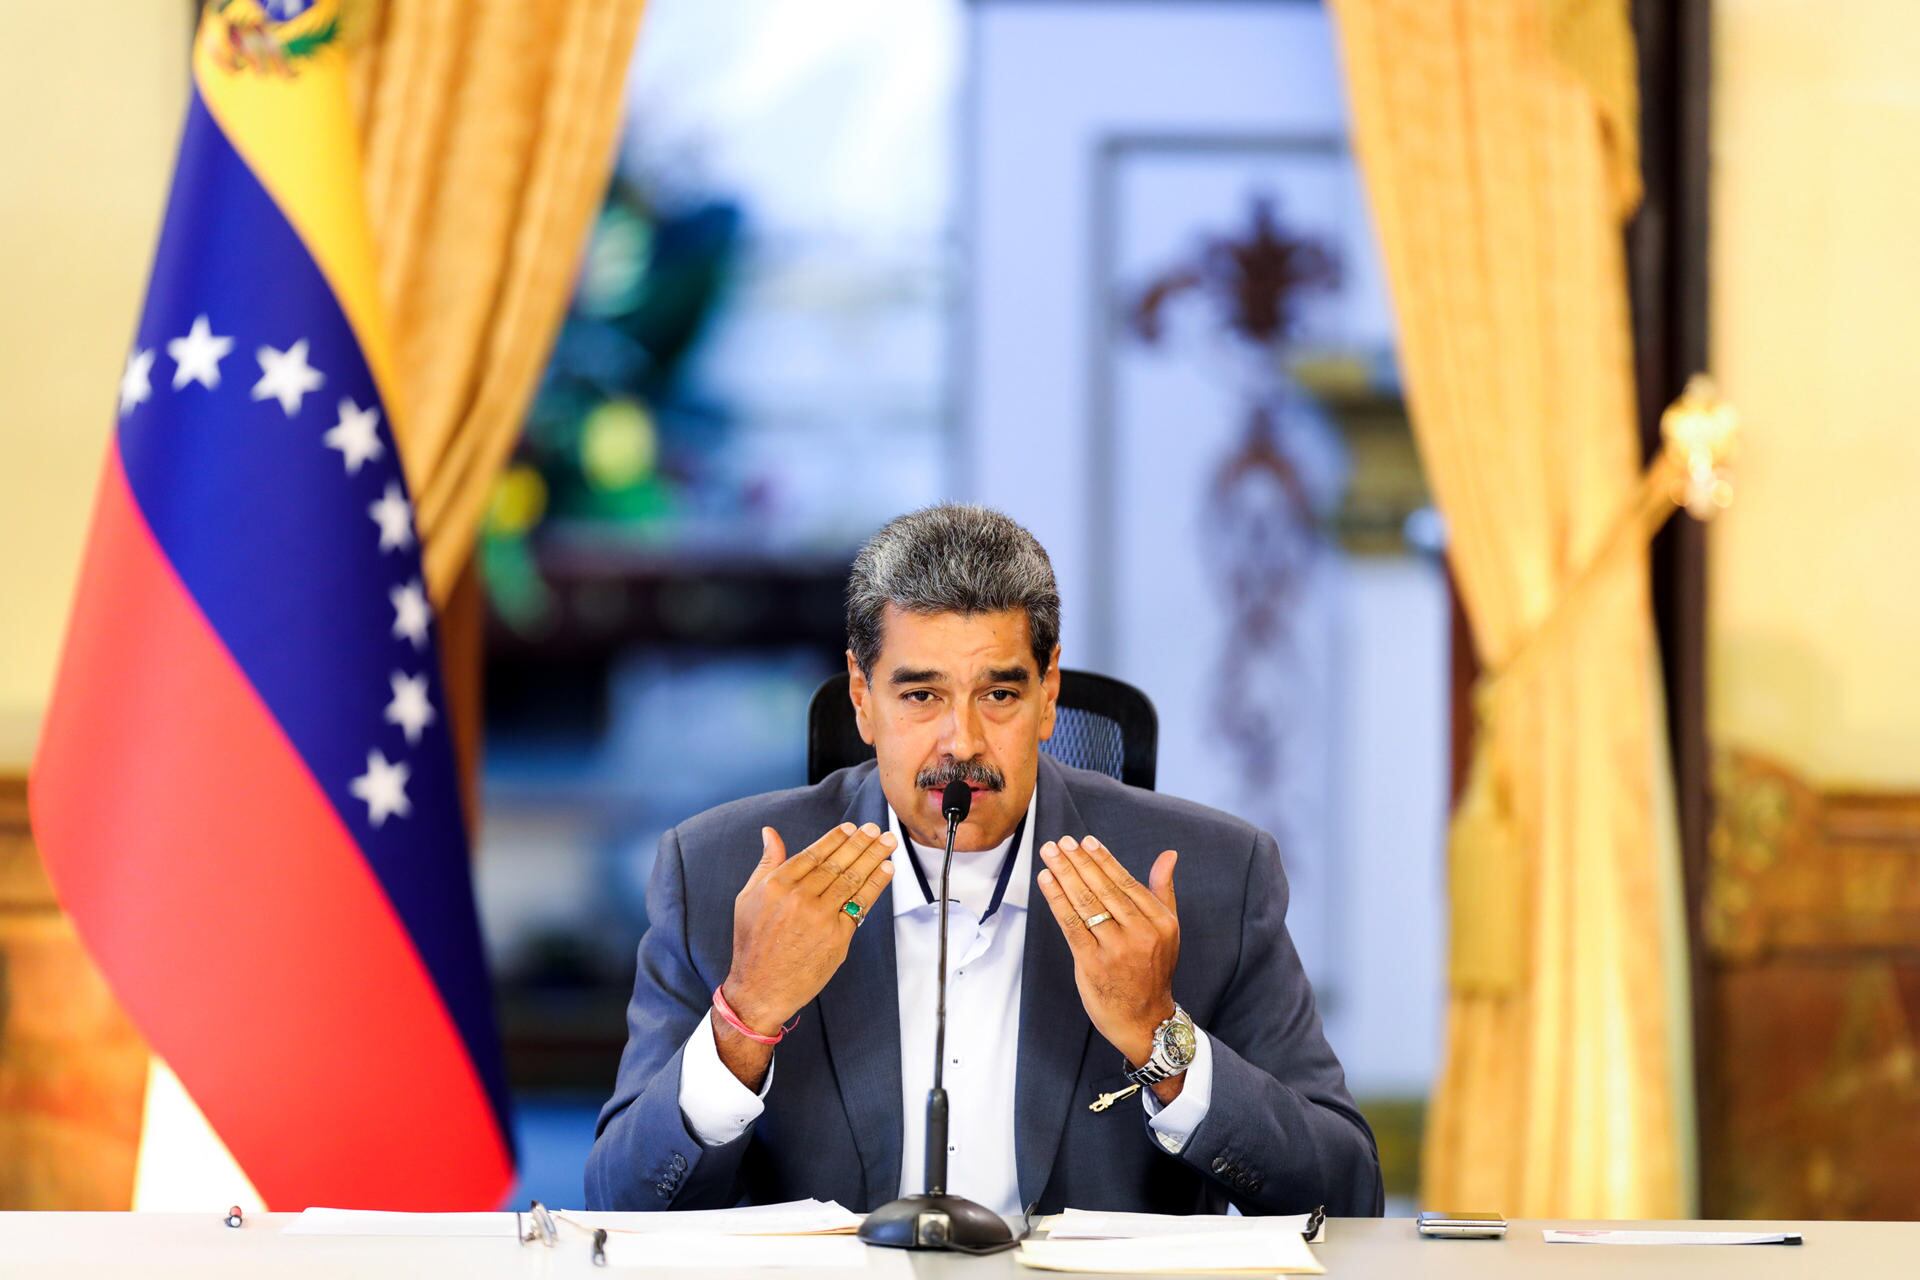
(1084, 912, 1112, 928)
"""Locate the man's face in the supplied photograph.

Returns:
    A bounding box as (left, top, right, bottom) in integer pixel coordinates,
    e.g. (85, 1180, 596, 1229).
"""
(848, 605, 1060, 852)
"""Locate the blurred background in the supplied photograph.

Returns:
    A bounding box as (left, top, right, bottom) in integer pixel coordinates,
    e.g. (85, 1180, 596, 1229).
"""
(3, 0, 1918, 1225)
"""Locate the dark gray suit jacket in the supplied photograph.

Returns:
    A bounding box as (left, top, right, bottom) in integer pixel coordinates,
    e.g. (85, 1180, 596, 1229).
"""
(586, 755, 1383, 1217)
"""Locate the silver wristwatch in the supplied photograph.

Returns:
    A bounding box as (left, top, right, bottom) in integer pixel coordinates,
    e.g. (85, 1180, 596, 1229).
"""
(1123, 1004, 1197, 1087)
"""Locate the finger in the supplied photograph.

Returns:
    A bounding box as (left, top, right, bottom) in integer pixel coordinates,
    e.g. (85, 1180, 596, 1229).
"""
(839, 858, 898, 924)
(1035, 865, 1096, 954)
(1149, 849, 1178, 915)
(1062, 836, 1144, 923)
(745, 826, 787, 890)
(773, 822, 857, 885)
(802, 822, 883, 899)
(1038, 840, 1113, 942)
(824, 828, 897, 901)
(1082, 835, 1167, 920)
(802, 821, 880, 897)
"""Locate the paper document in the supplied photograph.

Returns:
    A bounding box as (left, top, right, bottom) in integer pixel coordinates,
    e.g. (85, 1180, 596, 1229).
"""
(559, 1199, 861, 1236)
(1047, 1210, 1322, 1242)
(1543, 1229, 1804, 1246)
(282, 1208, 518, 1237)
(1018, 1229, 1324, 1275)
(601, 1233, 871, 1269)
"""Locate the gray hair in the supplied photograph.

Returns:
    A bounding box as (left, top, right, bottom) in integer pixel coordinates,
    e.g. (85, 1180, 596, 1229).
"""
(847, 505, 1061, 680)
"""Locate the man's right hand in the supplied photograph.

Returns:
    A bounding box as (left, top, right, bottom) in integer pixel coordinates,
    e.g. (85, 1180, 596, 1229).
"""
(711, 822, 896, 1089)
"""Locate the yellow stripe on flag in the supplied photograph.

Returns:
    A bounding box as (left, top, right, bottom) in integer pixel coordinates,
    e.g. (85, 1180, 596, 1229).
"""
(190, 1, 399, 413)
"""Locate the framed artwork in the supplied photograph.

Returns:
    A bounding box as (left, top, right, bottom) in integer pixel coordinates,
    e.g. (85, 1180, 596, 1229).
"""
(965, 4, 1449, 1097)
(1092, 134, 1394, 994)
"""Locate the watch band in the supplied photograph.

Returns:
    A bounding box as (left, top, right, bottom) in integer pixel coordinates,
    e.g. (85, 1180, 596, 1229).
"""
(1123, 1004, 1195, 1088)
(1125, 1056, 1177, 1087)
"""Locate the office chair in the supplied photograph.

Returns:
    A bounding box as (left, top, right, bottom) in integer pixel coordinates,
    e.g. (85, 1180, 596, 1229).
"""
(806, 668, 1158, 790)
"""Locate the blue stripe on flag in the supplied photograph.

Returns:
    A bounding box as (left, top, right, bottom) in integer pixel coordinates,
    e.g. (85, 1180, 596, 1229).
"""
(116, 91, 511, 1141)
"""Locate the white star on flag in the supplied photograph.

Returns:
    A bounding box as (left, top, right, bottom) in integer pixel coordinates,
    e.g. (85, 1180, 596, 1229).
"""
(324, 398, 385, 473)
(390, 578, 431, 649)
(385, 671, 437, 744)
(349, 749, 412, 827)
(167, 315, 233, 390)
(368, 482, 415, 552)
(252, 339, 324, 416)
(119, 348, 155, 416)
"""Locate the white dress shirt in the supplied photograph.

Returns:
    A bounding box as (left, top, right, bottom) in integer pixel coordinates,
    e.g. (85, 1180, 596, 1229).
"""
(676, 787, 1214, 1215)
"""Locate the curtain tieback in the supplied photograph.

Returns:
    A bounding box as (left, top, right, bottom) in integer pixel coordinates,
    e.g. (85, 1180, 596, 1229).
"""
(1447, 376, 1738, 995)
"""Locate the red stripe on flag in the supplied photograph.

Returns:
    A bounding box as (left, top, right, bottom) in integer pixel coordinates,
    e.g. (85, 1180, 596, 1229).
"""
(31, 446, 512, 1209)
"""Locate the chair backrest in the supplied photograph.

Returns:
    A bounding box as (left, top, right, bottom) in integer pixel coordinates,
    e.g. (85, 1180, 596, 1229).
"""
(806, 668, 1158, 790)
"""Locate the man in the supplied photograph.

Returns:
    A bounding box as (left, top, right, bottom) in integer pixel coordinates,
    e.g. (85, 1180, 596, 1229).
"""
(586, 505, 1381, 1217)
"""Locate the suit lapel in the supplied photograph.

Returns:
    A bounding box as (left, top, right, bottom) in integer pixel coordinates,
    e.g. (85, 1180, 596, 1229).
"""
(812, 767, 904, 1208)
(1015, 755, 1097, 1211)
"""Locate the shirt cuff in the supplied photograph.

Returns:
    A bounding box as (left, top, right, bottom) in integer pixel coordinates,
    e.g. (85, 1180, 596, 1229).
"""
(1143, 1027, 1213, 1155)
(677, 1012, 774, 1147)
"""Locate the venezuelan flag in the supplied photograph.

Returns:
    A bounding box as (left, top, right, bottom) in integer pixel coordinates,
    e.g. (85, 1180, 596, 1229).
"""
(31, 0, 514, 1208)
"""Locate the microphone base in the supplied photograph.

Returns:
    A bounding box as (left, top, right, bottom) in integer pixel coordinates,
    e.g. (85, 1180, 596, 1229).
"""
(857, 1193, 1016, 1252)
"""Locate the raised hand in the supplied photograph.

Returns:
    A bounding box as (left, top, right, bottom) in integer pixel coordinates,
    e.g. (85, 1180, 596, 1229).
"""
(1036, 835, 1182, 1098)
(712, 822, 896, 1086)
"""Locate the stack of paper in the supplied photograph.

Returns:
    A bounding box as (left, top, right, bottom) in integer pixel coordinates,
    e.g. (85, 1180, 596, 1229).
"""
(599, 1234, 872, 1270)
(1046, 1209, 1322, 1242)
(283, 1209, 518, 1237)
(567, 1202, 879, 1271)
(561, 1198, 862, 1236)
(1018, 1229, 1324, 1275)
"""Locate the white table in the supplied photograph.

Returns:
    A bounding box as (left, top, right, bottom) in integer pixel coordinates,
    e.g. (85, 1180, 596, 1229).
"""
(2, 1214, 1913, 1278)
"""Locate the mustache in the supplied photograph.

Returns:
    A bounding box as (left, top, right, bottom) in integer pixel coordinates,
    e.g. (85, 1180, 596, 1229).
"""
(915, 758, 1005, 793)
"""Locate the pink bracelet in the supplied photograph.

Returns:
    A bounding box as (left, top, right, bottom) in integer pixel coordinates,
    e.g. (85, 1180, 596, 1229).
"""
(712, 986, 797, 1046)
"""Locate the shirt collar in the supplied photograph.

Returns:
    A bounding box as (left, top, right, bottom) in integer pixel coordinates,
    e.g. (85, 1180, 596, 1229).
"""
(887, 785, 1038, 915)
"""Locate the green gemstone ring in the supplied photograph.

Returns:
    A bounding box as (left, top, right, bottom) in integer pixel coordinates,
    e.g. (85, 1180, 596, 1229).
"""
(842, 900, 864, 920)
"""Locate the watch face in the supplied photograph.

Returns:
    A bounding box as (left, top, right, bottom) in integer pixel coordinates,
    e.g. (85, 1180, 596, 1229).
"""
(1163, 1015, 1197, 1063)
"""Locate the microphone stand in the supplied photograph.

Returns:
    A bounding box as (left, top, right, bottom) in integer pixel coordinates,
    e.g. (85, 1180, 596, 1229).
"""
(857, 786, 1016, 1252)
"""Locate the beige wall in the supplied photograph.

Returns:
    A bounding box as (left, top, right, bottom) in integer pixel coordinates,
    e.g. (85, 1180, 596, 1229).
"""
(0, 5, 192, 768)
(1710, 0, 1920, 787)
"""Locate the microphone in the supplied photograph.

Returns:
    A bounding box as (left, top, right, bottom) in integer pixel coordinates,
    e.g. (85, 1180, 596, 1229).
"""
(941, 777, 972, 824)
(857, 779, 1015, 1253)
(925, 782, 970, 1187)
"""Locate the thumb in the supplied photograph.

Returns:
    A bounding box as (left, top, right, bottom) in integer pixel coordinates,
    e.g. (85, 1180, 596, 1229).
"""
(750, 826, 787, 883)
(1149, 849, 1178, 914)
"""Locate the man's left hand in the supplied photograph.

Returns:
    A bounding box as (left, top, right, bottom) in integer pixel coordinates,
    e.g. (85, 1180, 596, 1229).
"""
(1036, 836, 1183, 1101)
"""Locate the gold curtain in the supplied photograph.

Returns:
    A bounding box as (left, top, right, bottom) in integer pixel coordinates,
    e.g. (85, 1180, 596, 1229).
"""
(341, 0, 647, 812)
(1329, 0, 1687, 1215)
(347, 0, 649, 604)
